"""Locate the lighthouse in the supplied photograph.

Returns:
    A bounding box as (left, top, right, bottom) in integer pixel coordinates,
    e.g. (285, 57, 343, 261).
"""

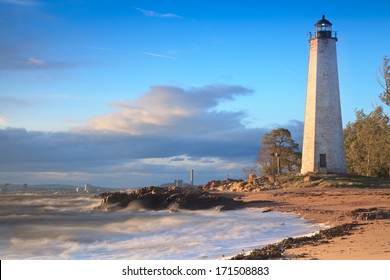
(301, 15, 347, 174)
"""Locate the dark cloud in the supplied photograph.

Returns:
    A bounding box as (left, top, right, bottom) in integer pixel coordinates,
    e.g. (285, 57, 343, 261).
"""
(0, 85, 304, 187)
(0, 122, 303, 186)
(0, 127, 260, 172)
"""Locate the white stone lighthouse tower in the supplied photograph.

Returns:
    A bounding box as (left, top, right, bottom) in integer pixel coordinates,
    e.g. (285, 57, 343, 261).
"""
(301, 15, 347, 174)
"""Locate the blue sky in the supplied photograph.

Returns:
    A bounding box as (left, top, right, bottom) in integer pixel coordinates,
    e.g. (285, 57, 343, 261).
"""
(1, 0, 389, 188)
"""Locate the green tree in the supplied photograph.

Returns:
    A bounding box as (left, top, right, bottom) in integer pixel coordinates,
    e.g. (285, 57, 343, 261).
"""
(344, 56, 390, 178)
(344, 106, 390, 177)
(256, 128, 300, 176)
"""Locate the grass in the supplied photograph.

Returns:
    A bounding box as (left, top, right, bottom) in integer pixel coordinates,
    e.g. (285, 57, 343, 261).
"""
(276, 174, 390, 189)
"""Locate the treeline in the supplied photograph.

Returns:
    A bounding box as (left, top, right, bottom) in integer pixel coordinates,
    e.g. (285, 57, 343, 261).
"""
(344, 56, 390, 178)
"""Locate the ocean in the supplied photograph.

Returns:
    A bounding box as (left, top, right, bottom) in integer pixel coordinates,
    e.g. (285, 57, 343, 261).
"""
(0, 193, 323, 260)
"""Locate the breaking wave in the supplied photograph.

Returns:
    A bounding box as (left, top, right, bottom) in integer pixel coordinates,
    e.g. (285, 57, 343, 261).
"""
(0, 194, 323, 259)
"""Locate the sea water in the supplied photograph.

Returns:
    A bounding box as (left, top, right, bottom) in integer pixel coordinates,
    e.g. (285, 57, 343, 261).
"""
(0, 193, 323, 260)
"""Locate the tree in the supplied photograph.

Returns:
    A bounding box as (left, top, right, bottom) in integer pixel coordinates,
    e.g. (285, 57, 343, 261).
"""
(344, 56, 390, 178)
(378, 56, 390, 107)
(378, 56, 390, 145)
(256, 128, 300, 176)
(344, 106, 390, 177)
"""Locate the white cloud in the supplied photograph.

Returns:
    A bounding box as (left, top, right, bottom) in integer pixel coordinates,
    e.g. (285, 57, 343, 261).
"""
(79, 85, 253, 135)
(35, 171, 90, 181)
(143, 52, 176, 59)
(0, 116, 6, 127)
(134, 7, 182, 19)
(27, 57, 46, 65)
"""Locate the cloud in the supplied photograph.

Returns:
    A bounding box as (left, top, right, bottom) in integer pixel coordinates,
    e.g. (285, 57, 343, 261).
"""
(142, 52, 176, 60)
(0, 5, 80, 72)
(1, 56, 78, 70)
(27, 57, 46, 65)
(134, 7, 182, 19)
(79, 85, 253, 136)
(0, 127, 260, 187)
(0, 85, 305, 187)
(0, 116, 5, 127)
(0, 44, 80, 70)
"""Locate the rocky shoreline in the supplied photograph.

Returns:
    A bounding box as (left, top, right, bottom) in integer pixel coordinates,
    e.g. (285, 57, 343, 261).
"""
(95, 174, 390, 260)
(230, 184, 390, 259)
(95, 185, 244, 211)
(231, 222, 361, 260)
(230, 206, 390, 259)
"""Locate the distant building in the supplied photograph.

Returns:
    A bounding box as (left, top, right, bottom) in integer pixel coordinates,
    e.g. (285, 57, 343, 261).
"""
(174, 180, 183, 187)
(84, 184, 92, 193)
(1, 183, 12, 193)
(190, 169, 194, 186)
(23, 184, 28, 192)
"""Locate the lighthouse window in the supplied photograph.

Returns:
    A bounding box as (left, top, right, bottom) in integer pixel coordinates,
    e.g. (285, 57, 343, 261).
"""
(319, 154, 327, 168)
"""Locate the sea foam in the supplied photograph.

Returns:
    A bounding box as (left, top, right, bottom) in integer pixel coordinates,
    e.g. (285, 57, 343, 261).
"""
(0, 194, 323, 259)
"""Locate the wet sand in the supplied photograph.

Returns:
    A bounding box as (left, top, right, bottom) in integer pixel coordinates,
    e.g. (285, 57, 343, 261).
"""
(231, 187, 390, 259)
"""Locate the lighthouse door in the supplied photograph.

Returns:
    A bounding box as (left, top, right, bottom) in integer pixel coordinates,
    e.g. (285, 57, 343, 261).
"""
(319, 154, 328, 173)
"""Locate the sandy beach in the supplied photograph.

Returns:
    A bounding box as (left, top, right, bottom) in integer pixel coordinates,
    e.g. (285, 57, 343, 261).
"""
(234, 187, 390, 259)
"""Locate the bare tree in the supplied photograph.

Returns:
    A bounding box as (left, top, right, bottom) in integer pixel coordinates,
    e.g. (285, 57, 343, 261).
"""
(378, 56, 390, 106)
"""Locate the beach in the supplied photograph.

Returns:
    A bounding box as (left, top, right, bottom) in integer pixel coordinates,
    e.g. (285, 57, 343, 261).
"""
(1, 182, 389, 260)
(234, 187, 390, 259)
(0, 192, 324, 260)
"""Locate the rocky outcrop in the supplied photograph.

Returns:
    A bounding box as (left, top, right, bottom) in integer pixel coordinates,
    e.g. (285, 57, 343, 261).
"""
(351, 208, 390, 220)
(202, 175, 278, 192)
(95, 186, 244, 211)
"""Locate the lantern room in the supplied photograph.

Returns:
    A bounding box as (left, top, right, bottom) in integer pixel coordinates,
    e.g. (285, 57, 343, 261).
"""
(314, 15, 337, 39)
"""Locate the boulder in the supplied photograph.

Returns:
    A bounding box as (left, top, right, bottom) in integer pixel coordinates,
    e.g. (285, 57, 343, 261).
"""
(96, 186, 243, 211)
(268, 176, 275, 184)
(248, 173, 257, 181)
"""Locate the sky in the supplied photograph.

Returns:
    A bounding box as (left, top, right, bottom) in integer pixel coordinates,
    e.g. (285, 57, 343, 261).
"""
(1, 0, 389, 188)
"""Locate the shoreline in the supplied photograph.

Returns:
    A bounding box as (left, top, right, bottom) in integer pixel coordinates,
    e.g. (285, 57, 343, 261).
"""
(221, 187, 390, 260)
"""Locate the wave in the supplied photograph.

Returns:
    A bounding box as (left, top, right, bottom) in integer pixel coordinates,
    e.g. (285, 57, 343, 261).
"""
(0, 194, 323, 259)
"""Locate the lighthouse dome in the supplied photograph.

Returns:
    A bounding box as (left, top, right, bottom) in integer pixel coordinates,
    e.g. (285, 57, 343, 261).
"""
(315, 15, 332, 27)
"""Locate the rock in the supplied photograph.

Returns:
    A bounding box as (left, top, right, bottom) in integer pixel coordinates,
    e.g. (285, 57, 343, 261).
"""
(303, 175, 312, 182)
(350, 208, 390, 220)
(230, 222, 360, 260)
(248, 173, 257, 181)
(96, 186, 244, 211)
(201, 175, 279, 193)
(231, 244, 283, 260)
